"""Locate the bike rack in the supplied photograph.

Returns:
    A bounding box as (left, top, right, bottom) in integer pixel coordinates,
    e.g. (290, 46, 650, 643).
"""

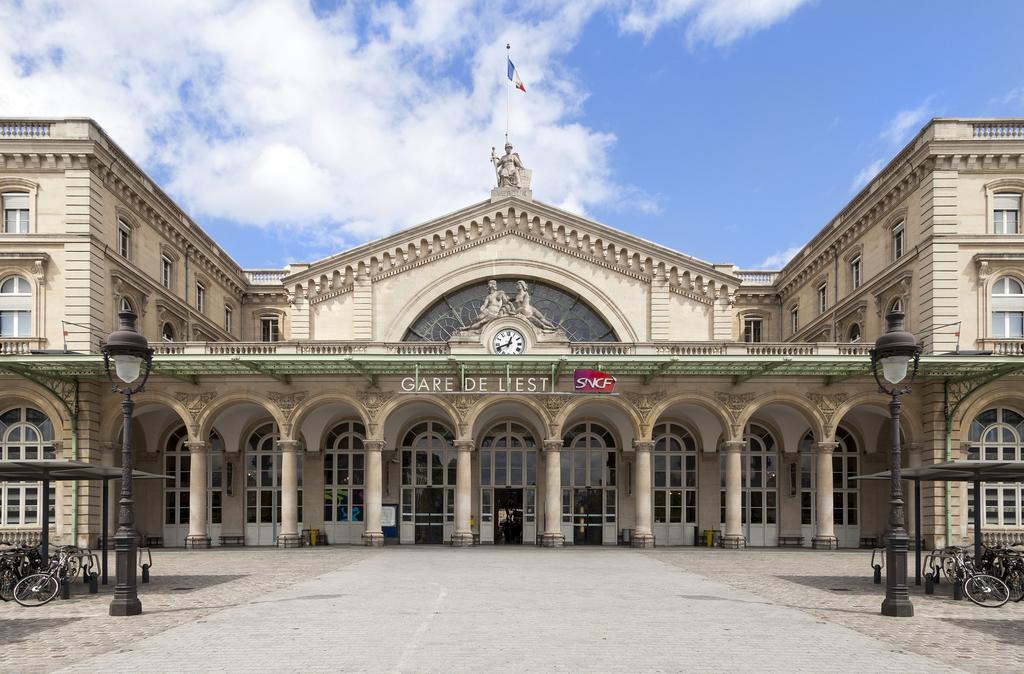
(138, 546, 152, 584)
(870, 547, 885, 584)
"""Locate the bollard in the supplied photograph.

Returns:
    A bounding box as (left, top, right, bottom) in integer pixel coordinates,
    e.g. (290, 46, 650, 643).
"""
(953, 581, 964, 601)
(88, 572, 98, 594)
(141, 564, 150, 584)
(59, 579, 70, 600)
(925, 573, 935, 595)
(873, 564, 882, 584)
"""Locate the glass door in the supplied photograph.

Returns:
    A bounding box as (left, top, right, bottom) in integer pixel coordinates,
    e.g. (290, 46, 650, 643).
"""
(799, 428, 860, 548)
(244, 423, 302, 546)
(560, 422, 617, 545)
(479, 421, 538, 544)
(323, 421, 366, 545)
(720, 423, 778, 547)
(651, 422, 698, 546)
(399, 421, 455, 544)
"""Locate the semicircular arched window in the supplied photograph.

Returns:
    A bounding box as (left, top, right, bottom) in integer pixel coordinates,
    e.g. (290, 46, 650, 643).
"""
(403, 278, 617, 342)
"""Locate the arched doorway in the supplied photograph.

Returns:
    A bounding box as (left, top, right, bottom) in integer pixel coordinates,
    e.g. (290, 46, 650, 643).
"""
(561, 422, 618, 545)
(651, 421, 699, 546)
(798, 427, 860, 547)
(721, 423, 779, 547)
(161, 426, 225, 547)
(0, 406, 56, 528)
(322, 420, 366, 545)
(967, 406, 1024, 529)
(399, 420, 455, 544)
(478, 421, 538, 545)
(244, 423, 303, 546)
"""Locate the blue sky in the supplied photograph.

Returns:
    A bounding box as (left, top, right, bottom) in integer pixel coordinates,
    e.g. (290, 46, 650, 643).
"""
(3, 0, 1024, 270)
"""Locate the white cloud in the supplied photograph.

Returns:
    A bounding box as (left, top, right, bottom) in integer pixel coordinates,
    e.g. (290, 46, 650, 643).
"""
(850, 158, 884, 193)
(879, 98, 934, 146)
(758, 245, 802, 269)
(620, 0, 813, 47)
(0, 1, 805, 263)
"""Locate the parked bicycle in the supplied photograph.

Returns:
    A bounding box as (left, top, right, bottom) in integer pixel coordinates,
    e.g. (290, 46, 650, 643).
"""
(976, 545, 1024, 603)
(0, 542, 44, 602)
(12, 546, 78, 607)
(938, 545, 1012, 608)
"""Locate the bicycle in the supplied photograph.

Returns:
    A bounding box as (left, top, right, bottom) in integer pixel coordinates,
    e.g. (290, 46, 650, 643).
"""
(12, 546, 77, 607)
(0, 543, 44, 602)
(944, 547, 1011, 608)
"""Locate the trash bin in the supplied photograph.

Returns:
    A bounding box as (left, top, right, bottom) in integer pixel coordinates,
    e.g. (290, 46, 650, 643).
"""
(703, 529, 715, 547)
(310, 528, 319, 546)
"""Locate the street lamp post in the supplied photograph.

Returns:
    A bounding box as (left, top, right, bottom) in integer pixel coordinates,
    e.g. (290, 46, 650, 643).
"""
(101, 310, 154, 617)
(869, 311, 921, 618)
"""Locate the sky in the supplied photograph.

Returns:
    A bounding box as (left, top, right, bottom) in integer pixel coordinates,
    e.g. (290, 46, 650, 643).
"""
(2, 0, 1024, 270)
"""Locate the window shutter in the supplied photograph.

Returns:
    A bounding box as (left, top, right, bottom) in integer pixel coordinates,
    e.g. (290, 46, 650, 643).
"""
(2, 193, 28, 209)
(995, 193, 1021, 211)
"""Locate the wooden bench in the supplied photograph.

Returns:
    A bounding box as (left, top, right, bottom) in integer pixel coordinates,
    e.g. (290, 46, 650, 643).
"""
(219, 535, 245, 547)
(778, 535, 804, 547)
(859, 536, 879, 549)
(143, 536, 163, 548)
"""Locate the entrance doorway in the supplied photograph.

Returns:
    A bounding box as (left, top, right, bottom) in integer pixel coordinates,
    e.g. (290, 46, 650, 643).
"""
(571, 488, 603, 545)
(399, 421, 455, 544)
(413, 487, 447, 544)
(494, 488, 523, 544)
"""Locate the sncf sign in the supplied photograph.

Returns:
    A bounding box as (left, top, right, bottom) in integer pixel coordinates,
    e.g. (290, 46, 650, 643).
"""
(573, 369, 617, 394)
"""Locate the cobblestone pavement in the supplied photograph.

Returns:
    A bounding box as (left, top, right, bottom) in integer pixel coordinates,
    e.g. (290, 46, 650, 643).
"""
(651, 549, 1024, 672)
(0, 547, 972, 673)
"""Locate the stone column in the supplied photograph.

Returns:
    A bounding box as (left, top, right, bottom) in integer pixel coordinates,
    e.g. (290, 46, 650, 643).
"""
(452, 440, 474, 547)
(184, 440, 211, 549)
(277, 439, 301, 547)
(813, 441, 839, 549)
(722, 440, 745, 549)
(541, 439, 564, 547)
(632, 440, 655, 548)
(362, 440, 385, 546)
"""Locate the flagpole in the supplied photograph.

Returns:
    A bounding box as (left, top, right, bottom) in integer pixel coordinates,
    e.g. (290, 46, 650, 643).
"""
(506, 42, 510, 144)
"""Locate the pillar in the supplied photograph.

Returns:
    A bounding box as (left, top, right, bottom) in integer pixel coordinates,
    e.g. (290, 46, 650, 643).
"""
(813, 441, 839, 549)
(362, 440, 385, 546)
(541, 439, 564, 547)
(633, 440, 655, 548)
(277, 439, 301, 547)
(722, 440, 745, 548)
(184, 440, 211, 548)
(452, 440, 474, 547)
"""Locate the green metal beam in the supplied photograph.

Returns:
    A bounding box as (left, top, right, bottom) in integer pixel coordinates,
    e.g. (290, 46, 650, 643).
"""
(644, 358, 678, 385)
(346, 357, 377, 387)
(234, 359, 291, 384)
(732, 359, 791, 385)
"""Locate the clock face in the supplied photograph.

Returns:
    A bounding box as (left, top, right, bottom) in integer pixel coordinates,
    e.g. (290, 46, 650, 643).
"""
(492, 328, 525, 355)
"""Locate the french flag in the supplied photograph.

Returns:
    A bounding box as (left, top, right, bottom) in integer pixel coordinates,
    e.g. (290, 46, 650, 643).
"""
(508, 58, 526, 92)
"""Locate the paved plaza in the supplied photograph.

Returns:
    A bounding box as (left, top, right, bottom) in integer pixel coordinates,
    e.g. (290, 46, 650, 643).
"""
(1, 547, 1021, 672)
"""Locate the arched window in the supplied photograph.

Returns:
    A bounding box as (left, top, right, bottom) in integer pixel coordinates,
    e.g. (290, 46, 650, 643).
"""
(119, 297, 134, 314)
(968, 407, 1024, 526)
(561, 422, 617, 544)
(799, 427, 859, 536)
(162, 427, 225, 545)
(161, 322, 175, 342)
(0, 407, 56, 525)
(404, 278, 617, 342)
(889, 297, 904, 314)
(244, 423, 302, 543)
(652, 422, 698, 529)
(848, 323, 862, 343)
(0, 275, 32, 338)
(721, 423, 778, 545)
(991, 277, 1024, 338)
(480, 421, 538, 544)
(323, 421, 366, 526)
(400, 420, 455, 543)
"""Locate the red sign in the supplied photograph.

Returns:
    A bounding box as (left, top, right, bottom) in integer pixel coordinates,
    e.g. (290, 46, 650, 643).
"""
(573, 369, 617, 393)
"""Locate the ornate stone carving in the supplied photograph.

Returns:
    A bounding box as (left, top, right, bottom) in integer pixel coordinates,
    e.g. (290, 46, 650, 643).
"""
(451, 394, 477, 417)
(174, 391, 217, 421)
(806, 392, 850, 435)
(268, 391, 308, 420)
(623, 391, 666, 423)
(456, 278, 565, 336)
(359, 390, 395, 421)
(541, 394, 569, 416)
(715, 392, 756, 421)
(464, 279, 515, 331)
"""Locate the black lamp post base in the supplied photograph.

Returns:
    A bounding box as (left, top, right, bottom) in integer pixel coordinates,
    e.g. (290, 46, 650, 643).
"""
(881, 596, 914, 617)
(109, 596, 142, 616)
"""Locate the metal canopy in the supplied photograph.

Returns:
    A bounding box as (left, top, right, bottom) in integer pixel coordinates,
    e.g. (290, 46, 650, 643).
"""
(1, 353, 1023, 381)
(853, 461, 1024, 567)
(0, 460, 168, 580)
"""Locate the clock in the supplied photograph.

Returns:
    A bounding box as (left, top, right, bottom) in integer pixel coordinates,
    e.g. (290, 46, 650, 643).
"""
(492, 328, 525, 355)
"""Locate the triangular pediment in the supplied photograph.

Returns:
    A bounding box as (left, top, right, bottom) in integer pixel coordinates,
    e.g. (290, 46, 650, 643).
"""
(286, 196, 739, 305)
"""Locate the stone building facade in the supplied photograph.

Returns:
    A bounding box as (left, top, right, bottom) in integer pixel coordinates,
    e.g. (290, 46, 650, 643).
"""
(1, 117, 1023, 550)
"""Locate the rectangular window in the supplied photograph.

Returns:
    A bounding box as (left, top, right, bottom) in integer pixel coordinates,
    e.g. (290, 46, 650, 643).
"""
(892, 221, 905, 260)
(118, 221, 131, 259)
(850, 256, 861, 290)
(817, 282, 828, 314)
(224, 306, 233, 333)
(195, 281, 206, 313)
(790, 307, 799, 336)
(993, 311, 1024, 339)
(743, 317, 762, 343)
(0, 310, 31, 337)
(260, 316, 279, 342)
(161, 255, 173, 289)
(2, 193, 29, 233)
(994, 194, 1021, 234)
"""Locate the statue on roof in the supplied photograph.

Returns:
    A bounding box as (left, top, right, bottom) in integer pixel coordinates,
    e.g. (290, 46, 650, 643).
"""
(491, 143, 525, 188)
